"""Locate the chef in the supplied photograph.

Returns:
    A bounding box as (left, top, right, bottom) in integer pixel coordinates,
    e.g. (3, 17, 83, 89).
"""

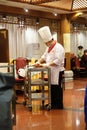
(36, 26, 65, 109)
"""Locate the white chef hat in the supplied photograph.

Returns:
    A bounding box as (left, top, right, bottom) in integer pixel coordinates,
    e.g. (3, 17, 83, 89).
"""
(38, 26, 52, 43)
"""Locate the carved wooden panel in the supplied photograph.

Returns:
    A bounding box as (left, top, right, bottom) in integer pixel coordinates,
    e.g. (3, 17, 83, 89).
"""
(0, 29, 9, 62)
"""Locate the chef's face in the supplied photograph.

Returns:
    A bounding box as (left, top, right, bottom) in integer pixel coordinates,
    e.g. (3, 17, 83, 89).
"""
(85, 52, 87, 55)
(45, 40, 52, 47)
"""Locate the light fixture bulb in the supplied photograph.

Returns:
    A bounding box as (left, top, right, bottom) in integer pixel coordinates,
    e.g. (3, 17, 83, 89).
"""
(24, 8, 28, 13)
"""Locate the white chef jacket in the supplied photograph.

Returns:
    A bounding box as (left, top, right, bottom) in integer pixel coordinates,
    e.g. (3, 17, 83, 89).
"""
(41, 42, 65, 85)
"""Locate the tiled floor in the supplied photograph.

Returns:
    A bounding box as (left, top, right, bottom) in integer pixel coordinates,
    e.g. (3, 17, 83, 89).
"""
(13, 78, 87, 130)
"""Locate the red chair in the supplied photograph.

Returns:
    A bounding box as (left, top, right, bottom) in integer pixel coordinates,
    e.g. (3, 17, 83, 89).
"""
(13, 57, 29, 105)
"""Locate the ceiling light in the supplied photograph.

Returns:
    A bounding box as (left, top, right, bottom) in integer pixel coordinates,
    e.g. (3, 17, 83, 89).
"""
(24, 8, 28, 13)
(2, 15, 6, 20)
(36, 18, 39, 25)
(54, 13, 57, 16)
(76, 12, 83, 16)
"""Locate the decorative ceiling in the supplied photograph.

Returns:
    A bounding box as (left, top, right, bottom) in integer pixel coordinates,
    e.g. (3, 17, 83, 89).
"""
(0, 0, 86, 13)
(7, 0, 87, 11)
(0, 0, 87, 20)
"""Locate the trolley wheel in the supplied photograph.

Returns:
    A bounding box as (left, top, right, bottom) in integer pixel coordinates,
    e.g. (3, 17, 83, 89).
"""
(23, 101, 26, 106)
(40, 105, 44, 110)
(46, 105, 51, 111)
(28, 106, 32, 111)
(85, 123, 87, 130)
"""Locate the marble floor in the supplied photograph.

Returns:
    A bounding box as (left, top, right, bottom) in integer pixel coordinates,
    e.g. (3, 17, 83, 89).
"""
(13, 78, 87, 130)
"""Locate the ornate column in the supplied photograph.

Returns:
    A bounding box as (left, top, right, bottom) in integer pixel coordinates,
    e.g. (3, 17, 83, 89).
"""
(60, 14, 71, 70)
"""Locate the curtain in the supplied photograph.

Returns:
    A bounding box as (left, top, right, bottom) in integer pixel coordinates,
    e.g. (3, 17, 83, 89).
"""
(0, 23, 40, 60)
(71, 30, 87, 56)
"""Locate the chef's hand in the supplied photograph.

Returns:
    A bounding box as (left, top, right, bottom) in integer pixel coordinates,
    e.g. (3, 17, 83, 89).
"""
(35, 61, 40, 65)
(34, 61, 41, 67)
(42, 63, 49, 67)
